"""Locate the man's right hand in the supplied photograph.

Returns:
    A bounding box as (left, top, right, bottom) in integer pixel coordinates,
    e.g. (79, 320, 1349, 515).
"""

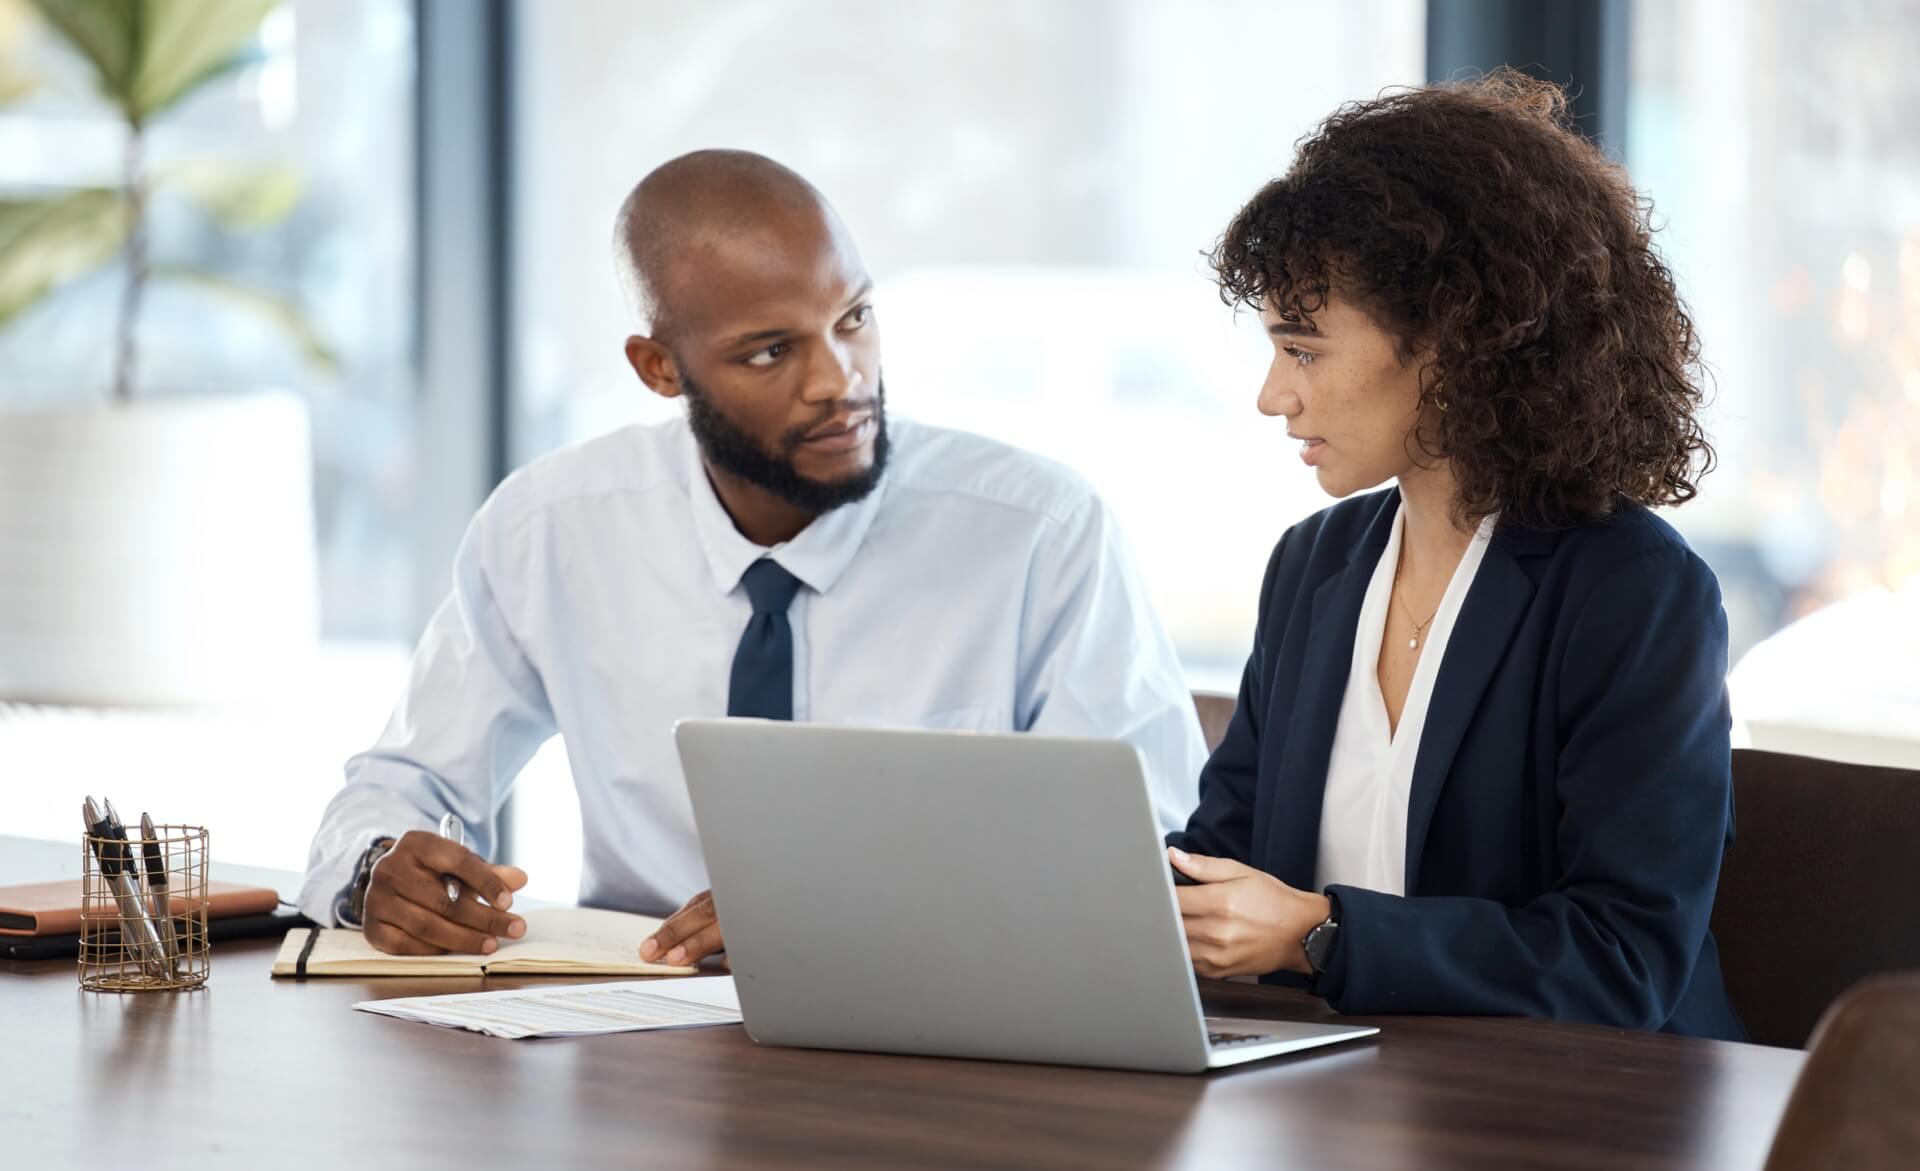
(362, 829, 529, 956)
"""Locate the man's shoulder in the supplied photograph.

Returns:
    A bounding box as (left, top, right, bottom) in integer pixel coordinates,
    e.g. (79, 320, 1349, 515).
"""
(482, 417, 690, 526)
(883, 418, 1098, 529)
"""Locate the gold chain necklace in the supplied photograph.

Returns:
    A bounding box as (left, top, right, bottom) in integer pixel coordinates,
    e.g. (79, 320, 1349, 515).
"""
(1392, 566, 1441, 651)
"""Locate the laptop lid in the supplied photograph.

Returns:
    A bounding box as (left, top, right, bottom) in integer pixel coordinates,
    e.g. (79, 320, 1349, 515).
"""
(675, 718, 1218, 1072)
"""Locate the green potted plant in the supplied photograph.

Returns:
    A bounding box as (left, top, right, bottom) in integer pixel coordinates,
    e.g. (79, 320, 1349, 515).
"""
(0, 0, 330, 706)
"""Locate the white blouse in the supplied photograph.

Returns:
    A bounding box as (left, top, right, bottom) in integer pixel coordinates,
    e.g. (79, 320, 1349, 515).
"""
(1314, 502, 1497, 897)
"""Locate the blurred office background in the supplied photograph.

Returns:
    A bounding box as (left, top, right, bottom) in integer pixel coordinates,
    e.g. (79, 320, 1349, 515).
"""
(1, 0, 1914, 897)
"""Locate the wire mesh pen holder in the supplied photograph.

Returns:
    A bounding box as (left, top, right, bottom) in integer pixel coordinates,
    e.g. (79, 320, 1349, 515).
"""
(80, 825, 210, 992)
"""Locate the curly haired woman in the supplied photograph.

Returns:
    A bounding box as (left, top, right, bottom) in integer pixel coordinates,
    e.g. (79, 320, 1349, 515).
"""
(1167, 69, 1744, 1039)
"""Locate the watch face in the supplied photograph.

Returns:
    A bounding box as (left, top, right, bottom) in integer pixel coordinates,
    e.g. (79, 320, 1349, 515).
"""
(1304, 921, 1337, 974)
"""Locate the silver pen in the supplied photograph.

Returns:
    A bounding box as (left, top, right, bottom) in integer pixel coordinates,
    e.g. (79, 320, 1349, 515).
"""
(104, 800, 171, 978)
(437, 812, 463, 903)
(82, 798, 167, 977)
(139, 812, 181, 978)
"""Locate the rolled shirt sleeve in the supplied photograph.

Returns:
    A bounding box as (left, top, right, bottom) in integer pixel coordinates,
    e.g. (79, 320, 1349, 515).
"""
(296, 490, 558, 924)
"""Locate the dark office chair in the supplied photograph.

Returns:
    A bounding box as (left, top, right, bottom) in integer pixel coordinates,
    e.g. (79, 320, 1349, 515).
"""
(1191, 691, 1236, 756)
(1763, 972, 1920, 1171)
(1711, 749, 1920, 1048)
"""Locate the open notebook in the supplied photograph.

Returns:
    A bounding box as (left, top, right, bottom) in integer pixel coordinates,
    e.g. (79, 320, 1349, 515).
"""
(272, 906, 699, 978)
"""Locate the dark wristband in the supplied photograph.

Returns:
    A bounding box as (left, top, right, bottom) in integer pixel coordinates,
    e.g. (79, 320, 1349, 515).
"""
(337, 836, 398, 926)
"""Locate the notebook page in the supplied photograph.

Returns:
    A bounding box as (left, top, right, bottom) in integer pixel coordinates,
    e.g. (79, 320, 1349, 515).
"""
(275, 926, 485, 974)
(487, 906, 691, 972)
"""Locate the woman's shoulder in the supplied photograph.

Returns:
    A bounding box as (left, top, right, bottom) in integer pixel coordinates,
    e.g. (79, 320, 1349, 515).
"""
(1510, 502, 1723, 635)
(1258, 492, 1718, 613)
(1250, 490, 1399, 617)
(1272, 489, 1399, 567)
(1518, 500, 1711, 580)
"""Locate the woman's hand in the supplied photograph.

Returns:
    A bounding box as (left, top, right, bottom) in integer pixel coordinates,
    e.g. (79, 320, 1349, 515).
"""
(1169, 846, 1332, 979)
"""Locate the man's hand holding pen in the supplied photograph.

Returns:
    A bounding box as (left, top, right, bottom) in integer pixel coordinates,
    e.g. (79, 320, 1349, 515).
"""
(361, 830, 530, 956)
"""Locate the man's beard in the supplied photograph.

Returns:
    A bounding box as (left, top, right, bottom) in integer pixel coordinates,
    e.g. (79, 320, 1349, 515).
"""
(680, 369, 890, 513)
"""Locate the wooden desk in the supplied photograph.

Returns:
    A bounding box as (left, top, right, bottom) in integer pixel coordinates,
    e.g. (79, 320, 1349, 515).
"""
(1, 938, 1804, 1170)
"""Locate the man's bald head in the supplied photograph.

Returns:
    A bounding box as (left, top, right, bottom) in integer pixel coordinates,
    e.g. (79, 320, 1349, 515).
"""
(613, 149, 843, 340)
(613, 150, 885, 533)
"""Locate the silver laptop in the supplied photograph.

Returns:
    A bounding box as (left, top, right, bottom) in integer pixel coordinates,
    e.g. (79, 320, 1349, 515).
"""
(674, 719, 1378, 1073)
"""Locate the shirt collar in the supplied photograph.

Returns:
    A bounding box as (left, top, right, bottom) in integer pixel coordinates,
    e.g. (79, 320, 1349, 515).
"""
(683, 420, 888, 596)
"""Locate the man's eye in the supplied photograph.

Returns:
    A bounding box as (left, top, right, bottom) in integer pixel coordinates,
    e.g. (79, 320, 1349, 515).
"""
(1283, 345, 1316, 367)
(744, 342, 790, 368)
(841, 305, 873, 330)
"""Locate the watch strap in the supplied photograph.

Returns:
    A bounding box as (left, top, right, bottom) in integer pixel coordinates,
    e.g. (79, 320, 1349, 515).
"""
(335, 835, 398, 927)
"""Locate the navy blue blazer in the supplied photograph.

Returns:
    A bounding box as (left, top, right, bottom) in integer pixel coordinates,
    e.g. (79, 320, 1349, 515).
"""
(1176, 488, 1745, 1040)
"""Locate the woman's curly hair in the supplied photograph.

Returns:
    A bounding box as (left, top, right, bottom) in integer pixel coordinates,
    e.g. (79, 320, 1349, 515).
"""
(1210, 68, 1714, 529)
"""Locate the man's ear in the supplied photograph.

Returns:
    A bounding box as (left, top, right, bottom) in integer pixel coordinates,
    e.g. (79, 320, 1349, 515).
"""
(625, 335, 683, 400)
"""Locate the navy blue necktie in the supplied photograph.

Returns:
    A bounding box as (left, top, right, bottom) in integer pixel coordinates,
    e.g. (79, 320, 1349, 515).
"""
(728, 559, 802, 720)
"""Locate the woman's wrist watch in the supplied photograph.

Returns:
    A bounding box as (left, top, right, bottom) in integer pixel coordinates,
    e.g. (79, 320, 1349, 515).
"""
(1302, 905, 1341, 978)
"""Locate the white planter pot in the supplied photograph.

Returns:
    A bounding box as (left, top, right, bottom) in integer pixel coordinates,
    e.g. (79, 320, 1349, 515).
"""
(0, 391, 319, 707)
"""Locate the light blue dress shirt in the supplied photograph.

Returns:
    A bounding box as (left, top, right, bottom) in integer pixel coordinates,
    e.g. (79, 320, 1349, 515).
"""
(298, 415, 1208, 924)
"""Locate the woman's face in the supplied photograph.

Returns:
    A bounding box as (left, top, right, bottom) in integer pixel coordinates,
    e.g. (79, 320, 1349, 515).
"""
(1256, 295, 1434, 499)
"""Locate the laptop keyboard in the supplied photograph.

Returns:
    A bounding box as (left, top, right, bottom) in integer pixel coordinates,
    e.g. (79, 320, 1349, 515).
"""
(1207, 1031, 1268, 1048)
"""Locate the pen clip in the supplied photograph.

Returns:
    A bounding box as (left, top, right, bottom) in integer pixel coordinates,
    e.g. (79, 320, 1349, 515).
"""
(140, 813, 167, 886)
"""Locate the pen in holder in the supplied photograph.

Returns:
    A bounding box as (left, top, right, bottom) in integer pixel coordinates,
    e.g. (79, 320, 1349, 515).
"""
(79, 824, 210, 992)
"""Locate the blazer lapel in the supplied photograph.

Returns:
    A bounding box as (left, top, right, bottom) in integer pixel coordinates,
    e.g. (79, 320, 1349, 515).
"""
(1265, 500, 1396, 892)
(1402, 530, 1542, 889)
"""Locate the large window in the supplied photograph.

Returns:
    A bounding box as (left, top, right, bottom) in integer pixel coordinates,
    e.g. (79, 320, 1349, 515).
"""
(0, 0, 419, 641)
(509, 0, 1425, 896)
(1629, 0, 1920, 762)
(513, 0, 1425, 683)
(0, 0, 420, 864)
(8, 2, 1912, 879)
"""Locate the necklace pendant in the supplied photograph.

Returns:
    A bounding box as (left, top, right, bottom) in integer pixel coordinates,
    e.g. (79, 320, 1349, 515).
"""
(1408, 636, 1419, 650)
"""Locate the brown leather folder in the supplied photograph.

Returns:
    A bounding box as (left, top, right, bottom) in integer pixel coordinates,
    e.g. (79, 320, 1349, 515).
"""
(0, 879, 282, 936)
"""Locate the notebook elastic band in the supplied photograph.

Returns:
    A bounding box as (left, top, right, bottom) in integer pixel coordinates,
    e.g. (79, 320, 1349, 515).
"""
(294, 925, 320, 979)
